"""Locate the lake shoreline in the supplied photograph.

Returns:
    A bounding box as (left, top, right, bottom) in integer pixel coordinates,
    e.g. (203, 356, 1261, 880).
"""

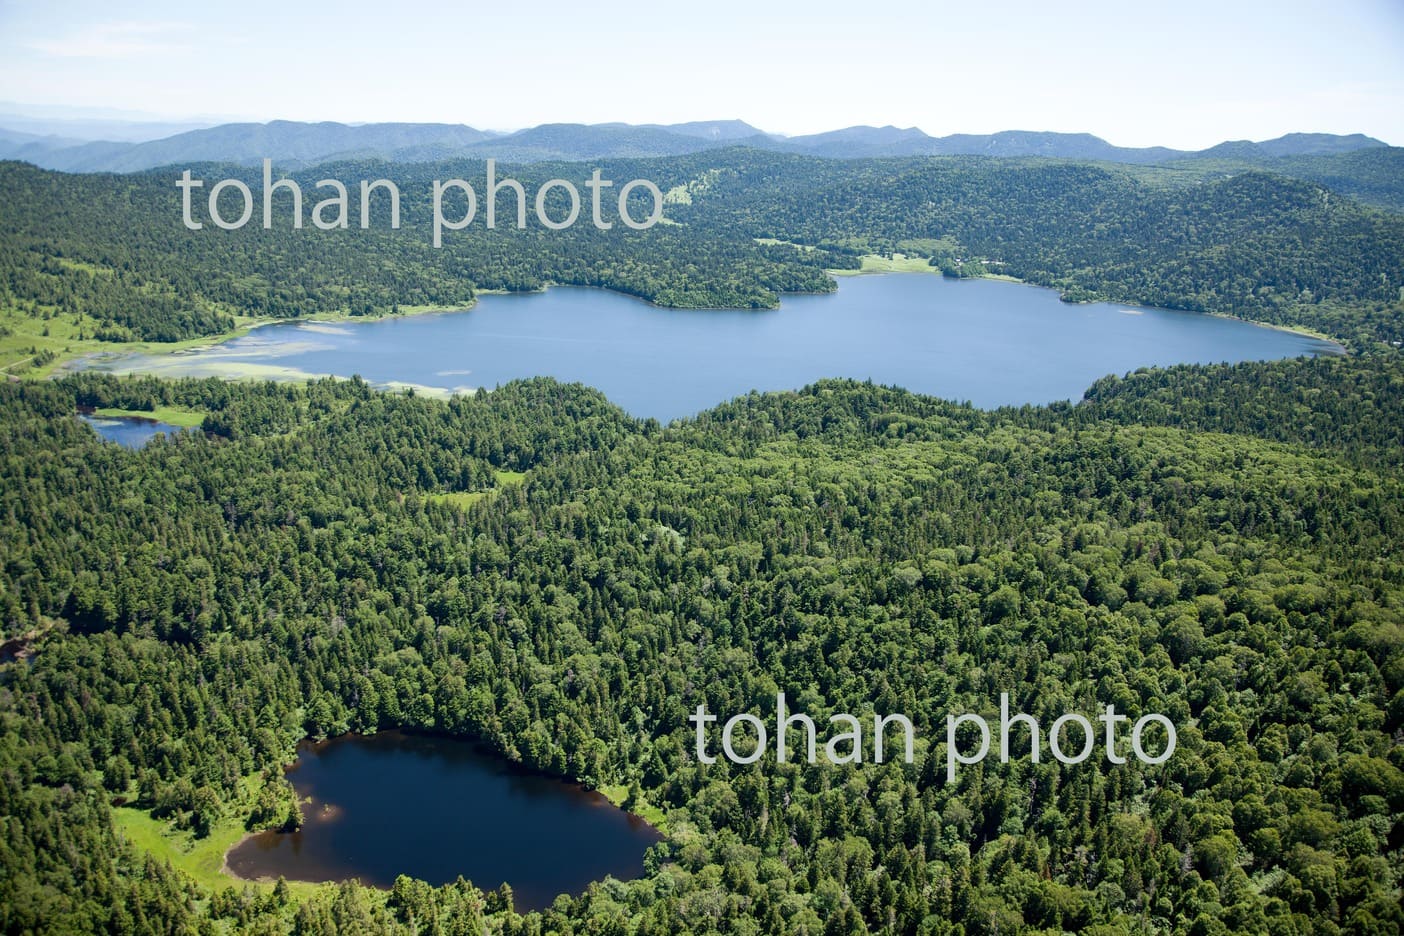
(827, 259, 1347, 349)
(40, 270, 1348, 385)
(49, 298, 481, 381)
(58, 273, 1346, 420)
(219, 832, 262, 884)
(46, 279, 798, 383)
(220, 728, 663, 910)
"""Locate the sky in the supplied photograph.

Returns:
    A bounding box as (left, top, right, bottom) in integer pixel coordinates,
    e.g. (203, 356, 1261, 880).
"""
(0, 0, 1400, 149)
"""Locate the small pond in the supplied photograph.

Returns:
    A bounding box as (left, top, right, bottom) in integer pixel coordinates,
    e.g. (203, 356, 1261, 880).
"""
(225, 731, 661, 911)
(79, 411, 188, 448)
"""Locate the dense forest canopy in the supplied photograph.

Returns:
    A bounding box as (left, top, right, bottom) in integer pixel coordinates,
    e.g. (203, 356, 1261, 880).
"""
(660, 152, 1404, 348)
(2, 135, 1401, 935)
(2, 150, 1402, 353)
(1, 356, 1400, 934)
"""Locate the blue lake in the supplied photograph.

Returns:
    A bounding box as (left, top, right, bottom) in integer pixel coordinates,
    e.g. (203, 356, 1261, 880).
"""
(84, 274, 1341, 422)
(79, 412, 188, 448)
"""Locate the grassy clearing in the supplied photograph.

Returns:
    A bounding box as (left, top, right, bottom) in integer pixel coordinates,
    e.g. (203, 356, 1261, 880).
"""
(0, 305, 274, 379)
(425, 470, 529, 511)
(313, 299, 475, 320)
(597, 784, 669, 833)
(0, 291, 478, 381)
(112, 790, 325, 899)
(92, 406, 207, 428)
(829, 253, 937, 276)
(752, 237, 818, 252)
(666, 168, 727, 206)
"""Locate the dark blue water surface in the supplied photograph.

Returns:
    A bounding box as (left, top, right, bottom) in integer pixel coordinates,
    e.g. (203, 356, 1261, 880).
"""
(225, 732, 660, 911)
(90, 274, 1340, 422)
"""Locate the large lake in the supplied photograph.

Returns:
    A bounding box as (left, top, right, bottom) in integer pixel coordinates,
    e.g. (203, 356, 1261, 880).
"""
(82, 274, 1340, 422)
(225, 731, 660, 911)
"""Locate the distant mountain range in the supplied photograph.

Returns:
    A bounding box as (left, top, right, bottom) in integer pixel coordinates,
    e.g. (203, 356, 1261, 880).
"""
(0, 118, 1397, 208)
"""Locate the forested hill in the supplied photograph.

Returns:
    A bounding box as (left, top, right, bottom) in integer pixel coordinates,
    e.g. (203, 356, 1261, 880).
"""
(1169, 147, 1404, 214)
(1, 356, 1400, 934)
(2, 151, 1402, 355)
(663, 152, 1404, 347)
(1072, 357, 1404, 468)
(0, 156, 842, 344)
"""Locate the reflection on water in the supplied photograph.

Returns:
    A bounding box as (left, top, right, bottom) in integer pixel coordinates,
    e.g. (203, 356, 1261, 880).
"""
(78, 411, 188, 449)
(225, 731, 661, 912)
(74, 275, 1342, 422)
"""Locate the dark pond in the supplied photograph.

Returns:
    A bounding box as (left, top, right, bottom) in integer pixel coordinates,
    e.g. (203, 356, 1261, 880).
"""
(224, 731, 661, 911)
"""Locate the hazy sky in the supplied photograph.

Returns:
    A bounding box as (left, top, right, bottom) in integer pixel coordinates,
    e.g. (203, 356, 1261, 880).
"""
(1, 0, 1400, 148)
